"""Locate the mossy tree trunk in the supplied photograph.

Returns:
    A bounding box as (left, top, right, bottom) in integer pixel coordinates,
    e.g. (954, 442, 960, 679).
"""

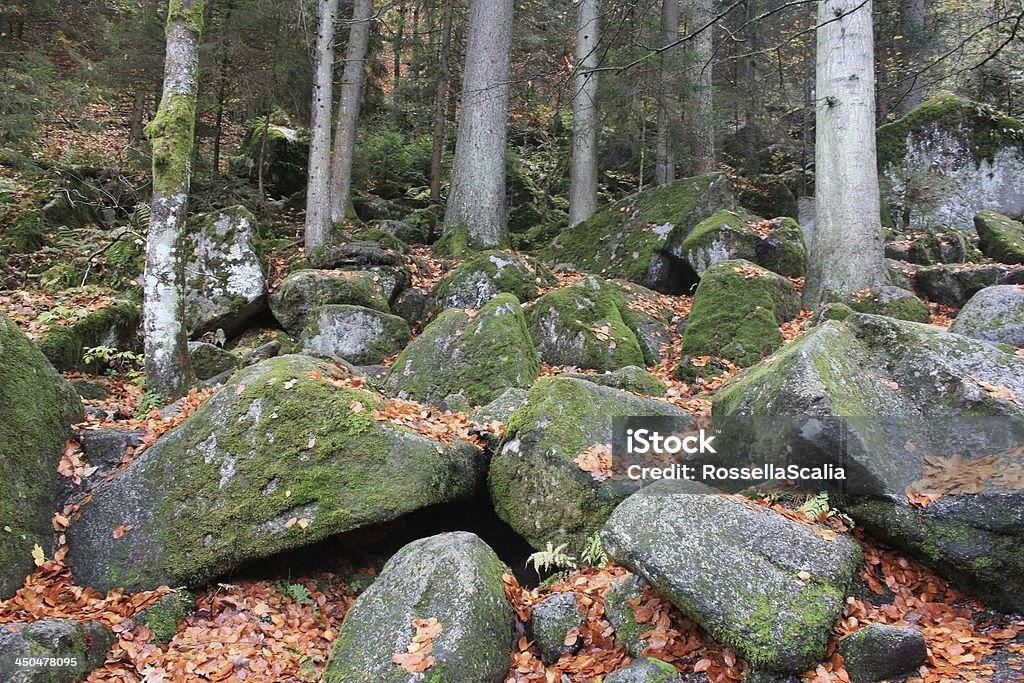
(568, 0, 600, 227)
(305, 0, 340, 252)
(429, 0, 456, 205)
(442, 0, 514, 251)
(806, 0, 887, 306)
(143, 0, 203, 399)
(328, 0, 374, 224)
(654, 0, 679, 186)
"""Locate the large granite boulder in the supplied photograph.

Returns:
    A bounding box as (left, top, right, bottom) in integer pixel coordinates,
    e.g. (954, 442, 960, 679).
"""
(681, 210, 807, 277)
(0, 619, 113, 683)
(712, 313, 1024, 610)
(949, 284, 1024, 346)
(322, 532, 513, 683)
(183, 206, 267, 338)
(877, 93, 1024, 232)
(385, 294, 539, 406)
(237, 121, 308, 197)
(543, 174, 735, 293)
(602, 482, 862, 673)
(66, 355, 484, 592)
(0, 313, 83, 599)
(912, 262, 1024, 307)
(300, 305, 411, 365)
(489, 376, 692, 553)
(974, 210, 1024, 264)
(270, 270, 391, 337)
(429, 250, 556, 316)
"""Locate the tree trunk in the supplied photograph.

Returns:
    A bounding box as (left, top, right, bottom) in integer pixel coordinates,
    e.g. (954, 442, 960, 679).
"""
(805, 0, 887, 307)
(684, 0, 716, 174)
(328, 0, 374, 224)
(129, 90, 147, 145)
(143, 0, 204, 399)
(305, 0, 340, 253)
(568, 0, 600, 226)
(654, 0, 679, 186)
(430, 0, 456, 205)
(442, 0, 514, 252)
(898, 0, 927, 115)
(212, 73, 226, 175)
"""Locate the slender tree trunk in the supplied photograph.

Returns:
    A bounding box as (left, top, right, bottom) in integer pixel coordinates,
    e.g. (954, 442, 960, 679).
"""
(898, 0, 927, 115)
(328, 0, 374, 223)
(129, 90, 147, 145)
(212, 73, 226, 175)
(393, 1, 404, 98)
(655, 0, 679, 186)
(737, 0, 759, 158)
(143, 0, 204, 399)
(257, 111, 270, 200)
(806, 0, 887, 306)
(684, 0, 715, 174)
(442, 0, 514, 252)
(305, 0, 339, 253)
(430, 0, 456, 204)
(568, 0, 600, 226)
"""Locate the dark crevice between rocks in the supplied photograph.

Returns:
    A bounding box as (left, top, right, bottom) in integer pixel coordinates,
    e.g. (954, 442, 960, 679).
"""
(652, 251, 700, 295)
(222, 490, 538, 588)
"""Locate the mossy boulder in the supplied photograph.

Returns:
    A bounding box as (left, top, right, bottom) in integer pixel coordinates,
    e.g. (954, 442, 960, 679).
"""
(528, 277, 648, 371)
(307, 240, 406, 270)
(429, 250, 556, 316)
(607, 280, 675, 365)
(681, 210, 807, 278)
(974, 210, 1024, 264)
(237, 121, 309, 198)
(471, 387, 530, 426)
(270, 270, 391, 337)
(183, 206, 267, 338)
(949, 284, 1024, 345)
(300, 305, 411, 365)
(681, 259, 800, 366)
(836, 624, 926, 683)
(529, 592, 585, 663)
(66, 355, 485, 592)
(604, 574, 650, 656)
(543, 173, 735, 293)
(322, 532, 513, 683)
(563, 366, 666, 396)
(0, 313, 83, 599)
(848, 286, 930, 323)
(133, 588, 194, 643)
(877, 93, 1024, 232)
(391, 287, 429, 327)
(36, 301, 141, 373)
(911, 262, 1022, 307)
(0, 619, 114, 683)
(375, 219, 429, 245)
(489, 377, 692, 553)
(712, 313, 1024, 610)
(187, 342, 239, 381)
(601, 481, 862, 674)
(385, 294, 539, 407)
(605, 657, 681, 683)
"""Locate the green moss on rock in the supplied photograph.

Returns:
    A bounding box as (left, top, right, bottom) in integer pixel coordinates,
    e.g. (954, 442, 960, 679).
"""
(974, 210, 1024, 264)
(848, 286, 930, 323)
(681, 210, 807, 278)
(36, 301, 141, 372)
(429, 250, 556, 316)
(270, 270, 391, 337)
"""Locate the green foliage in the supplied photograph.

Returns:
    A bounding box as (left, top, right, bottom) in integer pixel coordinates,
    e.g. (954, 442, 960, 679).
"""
(580, 531, 609, 567)
(351, 129, 433, 199)
(526, 542, 578, 578)
(135, 391, 168, 417)
(798, 492, 854, 528)
(83, 344, 144, 378)
(0, 49, 54, 159)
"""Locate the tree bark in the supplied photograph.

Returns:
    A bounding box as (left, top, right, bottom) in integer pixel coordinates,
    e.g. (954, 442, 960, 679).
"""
(897, 0, 927, 115)
(430, 0, 456, 204)
(143, 0, 203, 399)
(442, 0, 514, 252)
(655, 0, 679, 186)
(305, 0, 339, 252)
(328, 0, 374, 223)
(568, 0, 600, 226)
(684, 0, 716, 174)
(805, 0, 887, 307)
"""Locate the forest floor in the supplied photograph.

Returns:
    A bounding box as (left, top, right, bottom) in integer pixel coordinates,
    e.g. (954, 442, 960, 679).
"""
(1, 99, 1023, 683)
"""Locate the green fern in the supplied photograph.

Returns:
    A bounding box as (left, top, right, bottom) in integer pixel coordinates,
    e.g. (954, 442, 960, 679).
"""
(580, 531, 609, 567)
(526, 542, 577, 577)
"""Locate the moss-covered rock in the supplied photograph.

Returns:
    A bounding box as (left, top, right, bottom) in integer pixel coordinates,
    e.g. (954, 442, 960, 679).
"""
(0, 619, 114, 683)
(0, 313, 83, 599)
(529, 592, 585, 663)
(374, 219, 429, 245)
(974, 210, 1024, 264)
(836, 623, 926, 683)
(681, 210, 807, 278)
(911, 262, 1018, 307)
(471, 387, 530, 426)
(133, 588, 194, 643)
(949, 284, 1024, 345)
(848, 286, 930, 323)
(322, 532, 513, 683)
(528, 277, 647, 371)
(604, 574, 650, 656)
(607, 280, 675, 365)
(270, 270, 391, 337)
(385, 294, 539, 406)
(237, 120, 309, 198)
(877, 93, 1024, 232)
(300, 305, 411, 365)
(66, 355, 485, 592)
(563, 366, 666, 396)
(183, 206, 267, 338)
(36, 301, 141, 373)
(187, 342, 239, 381)
(543, 174, 735, 292)
(605, 657, 681, 683)
(307, 240, 406, 270)
(672, 356, 731, 385)
(681, 260, 800, 366)
(489, 377, 692, 553)
(429, 250, 556, 316)
(601, 481, 862, 674)
(711, 313, 1024, 610)
(391, 287, 429, 327)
